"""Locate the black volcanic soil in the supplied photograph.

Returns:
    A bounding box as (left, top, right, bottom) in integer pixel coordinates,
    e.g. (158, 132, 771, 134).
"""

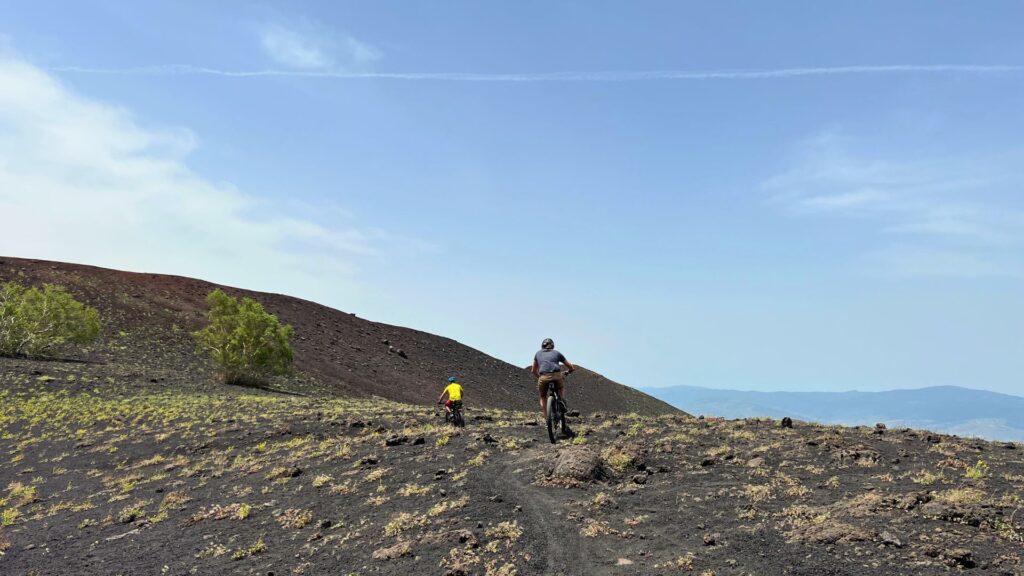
(0, 257, 677, 416)
(0, 372, 1021, 576)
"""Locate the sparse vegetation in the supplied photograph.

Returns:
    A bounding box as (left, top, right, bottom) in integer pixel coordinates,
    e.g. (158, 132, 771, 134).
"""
(1, 509, 18, 527)
(485, 520, 523, 541)
(230, 537, 266, 560)
(275, 508, 312, 529)
(966, 459, 990, 480)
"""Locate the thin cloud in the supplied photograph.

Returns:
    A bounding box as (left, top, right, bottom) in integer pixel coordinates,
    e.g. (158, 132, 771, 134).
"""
(0, 55, 412, 300)
(259, 25, 332, 69)
(765, 131, 1024, 277)
(257, 23, 381, 70)
(46, 63, 1024, 81)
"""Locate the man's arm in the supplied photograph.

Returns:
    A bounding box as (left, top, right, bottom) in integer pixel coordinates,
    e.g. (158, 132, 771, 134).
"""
(563, 358, 576, 373)
(531, 358, 540, 378)
(437, 390, 447, 403)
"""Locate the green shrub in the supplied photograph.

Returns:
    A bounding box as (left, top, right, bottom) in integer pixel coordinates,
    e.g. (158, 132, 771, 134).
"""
(0, 282, 100, 358)
(966, 459, 990, 480)
(193, 289, 294, 385)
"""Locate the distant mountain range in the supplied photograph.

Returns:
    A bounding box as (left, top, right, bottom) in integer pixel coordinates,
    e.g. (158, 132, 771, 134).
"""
(642, 385, 1024, 442)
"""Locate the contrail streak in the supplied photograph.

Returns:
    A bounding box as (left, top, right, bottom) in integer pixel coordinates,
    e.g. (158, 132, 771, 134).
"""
(47, 64, 1024, 82)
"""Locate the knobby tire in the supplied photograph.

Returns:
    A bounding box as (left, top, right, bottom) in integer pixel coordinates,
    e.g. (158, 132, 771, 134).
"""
(546, 392, 559, 444)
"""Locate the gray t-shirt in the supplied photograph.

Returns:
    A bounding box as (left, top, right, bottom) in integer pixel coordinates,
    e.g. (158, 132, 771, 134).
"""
(535, 349, 567, 375)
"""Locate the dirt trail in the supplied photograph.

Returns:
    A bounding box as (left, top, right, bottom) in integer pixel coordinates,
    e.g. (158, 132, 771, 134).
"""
(487, 451, 594, 576)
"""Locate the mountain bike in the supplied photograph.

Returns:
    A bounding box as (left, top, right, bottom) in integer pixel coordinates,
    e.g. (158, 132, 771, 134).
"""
(545, 371, 572, 444)
(439, 400, 465, 428)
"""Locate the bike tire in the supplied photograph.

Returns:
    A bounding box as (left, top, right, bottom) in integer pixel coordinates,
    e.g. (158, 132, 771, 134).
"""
(546, 393, 558, 444)
(455, 409, 465, 428)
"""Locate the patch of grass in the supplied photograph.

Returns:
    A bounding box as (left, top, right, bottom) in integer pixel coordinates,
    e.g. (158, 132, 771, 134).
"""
(160, 491, 191, 509)
(311, 474, 333, 488)
(581, 519, 615, 537)
(7, 482, 37, 506)
(328, 481, 353, 495)
(440, 546, 480, 574)
(231, 537, 266, 561)
(994, 518, 1023, 543)
(912, 469, 946, 486)
(364, 467, 389, 483)
(468, 450, 489, 466)
(779, 505, 830, 529)
(1, 509, 18, 527)
(667, 552, 696, 570)
(601, 448, 634, 474)
(237, 503, 252, 520)
(705, 445, 730, 458)
(484, 561, 518, 576)
(384, 512, 424, 537)
(135, 454, 166, 467)
(485, 520, 523, 541)
(276, 508, 312, 529)
(498, 437, 522, 451)
(743, 484, 774, 504)
(966, 460, 990, 480)
(116, 502, 147, 524)
(428, 495, 469, 517)
(937, 488, 986, 505)
(397, 483, 431, 497)
(624, 515, 648, 526)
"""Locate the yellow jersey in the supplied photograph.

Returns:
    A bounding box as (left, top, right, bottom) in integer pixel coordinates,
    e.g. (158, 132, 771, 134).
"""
(443, 382, 463, 401)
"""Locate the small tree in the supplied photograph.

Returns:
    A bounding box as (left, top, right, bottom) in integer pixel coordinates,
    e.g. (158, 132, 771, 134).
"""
(0, 282, 101, 358)
(193, 289, 294, 385)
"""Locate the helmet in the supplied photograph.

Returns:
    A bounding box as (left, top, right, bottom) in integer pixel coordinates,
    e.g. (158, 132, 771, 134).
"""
(447, 376, 457, 383)
(541, 338, 554, 350)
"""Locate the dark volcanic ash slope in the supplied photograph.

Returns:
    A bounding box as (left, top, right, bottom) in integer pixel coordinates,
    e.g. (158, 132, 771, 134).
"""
(0, 257, 678, 416)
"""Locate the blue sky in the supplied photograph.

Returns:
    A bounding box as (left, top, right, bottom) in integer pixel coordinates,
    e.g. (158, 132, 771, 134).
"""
(1, 1, 1023, 394)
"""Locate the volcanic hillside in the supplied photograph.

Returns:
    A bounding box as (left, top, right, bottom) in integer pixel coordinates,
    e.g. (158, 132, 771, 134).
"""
(1, 257, 1023, 576)
(0, 257, 677, 416)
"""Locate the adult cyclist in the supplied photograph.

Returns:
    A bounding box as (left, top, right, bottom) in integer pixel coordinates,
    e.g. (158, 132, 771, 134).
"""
(531, 338, 576, 422)
(437, 376, 464, 418)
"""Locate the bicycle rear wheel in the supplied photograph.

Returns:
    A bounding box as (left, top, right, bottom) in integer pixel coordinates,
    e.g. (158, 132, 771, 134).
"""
(546, 392, 559, 444)
(455, 408, 465, 428)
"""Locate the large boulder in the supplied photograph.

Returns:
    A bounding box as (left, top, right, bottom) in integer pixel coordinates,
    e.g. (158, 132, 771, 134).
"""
(548, 446, 608, 482)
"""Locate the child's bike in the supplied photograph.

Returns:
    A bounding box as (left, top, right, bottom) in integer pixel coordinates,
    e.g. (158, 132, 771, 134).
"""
(439, 400, 465, 428)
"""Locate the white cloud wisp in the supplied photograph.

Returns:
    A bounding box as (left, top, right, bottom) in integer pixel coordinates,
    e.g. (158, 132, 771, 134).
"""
(764, 132, 1024, 277)
(257, 23, 381, 70)
(0, 55, 392, 299)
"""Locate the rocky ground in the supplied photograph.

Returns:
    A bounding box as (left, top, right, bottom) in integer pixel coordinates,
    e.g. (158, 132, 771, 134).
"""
(1, 360, 1022, 576)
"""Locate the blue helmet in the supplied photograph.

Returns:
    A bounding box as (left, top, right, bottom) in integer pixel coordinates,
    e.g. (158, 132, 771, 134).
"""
(447, 376, 457, 383)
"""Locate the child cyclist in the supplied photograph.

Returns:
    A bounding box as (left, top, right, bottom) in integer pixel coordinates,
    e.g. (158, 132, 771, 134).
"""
(437, 376, 464, 418)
